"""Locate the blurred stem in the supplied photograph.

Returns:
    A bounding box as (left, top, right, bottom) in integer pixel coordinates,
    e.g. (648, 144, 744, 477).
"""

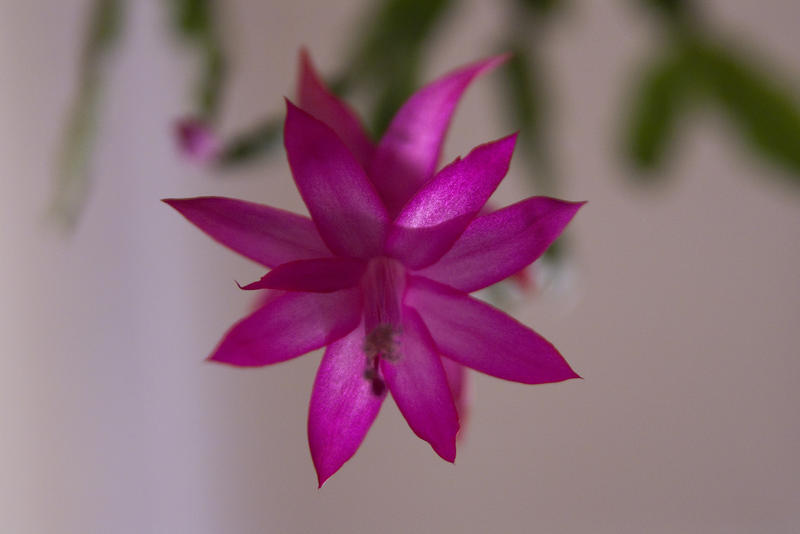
(369, 54, 420, 136)
(503, 0, 558, 193)
(692, 39, 800, 182)
(628, 0, 800, 185)
(502, 0, 565, 263)
(503, 45, 555, 191)
(217, 118, 282, 165)
(344, 0, 455, 137)
(197, 35, 226, 119)
(623, 41, 695, 175)
(217, 0, 454, 166)
(169, 0, 227, 119)
(643, 0, 691, 23)
(51, 0, 124, 229)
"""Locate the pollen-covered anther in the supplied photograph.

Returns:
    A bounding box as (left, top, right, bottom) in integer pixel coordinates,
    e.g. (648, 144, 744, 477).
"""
(362, 323, 401, 396)
(363, 323, 402, 362)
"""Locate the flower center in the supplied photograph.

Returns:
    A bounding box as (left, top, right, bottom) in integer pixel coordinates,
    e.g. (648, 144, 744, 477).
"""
(360, 257, 406, 395)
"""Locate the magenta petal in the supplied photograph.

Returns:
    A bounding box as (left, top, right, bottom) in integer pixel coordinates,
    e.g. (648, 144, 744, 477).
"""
(418, 197, 585, 292)
(309, 323, 385, 487)
(441, 357, 470, 435)
(386, 134, 517, 269)
(406, 277, 580, 384)
(241, 258, 366, 293)
(380, 306, 459, 462)
(209, 288, 361, 367)
(368, 55, 508, 216)
(297, 49, 374, 167)
(163, 196, 330, 268)
(284, 101, 389, 258)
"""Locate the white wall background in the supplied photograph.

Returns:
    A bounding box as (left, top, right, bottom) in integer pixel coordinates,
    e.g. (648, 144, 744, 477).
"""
(1, 0, 798, 532)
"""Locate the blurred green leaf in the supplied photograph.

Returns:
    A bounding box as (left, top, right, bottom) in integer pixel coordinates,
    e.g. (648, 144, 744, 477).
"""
(51, 0, 125, 229)
(505, 49, 539, 141)
(502, 47, 554, 190)
(370, 55, 419, 135)
(642, 0, 687, 17)
(640, 0, 698, 36)
(217, 118, 282, 166)
(217, 0, 454, 166)
(348, 0, 454, 137)
(351, 0, 453, 75)
(168, 0, 226, 118)
(170, 0, 212, 38)
(87, 0, 123, 53)
(516, 0, 564, 17)
(624, 46, 693, 173)
(698, 43, 800, 181)
(501, 5, 564, 260)
(197, 40, 226, 117)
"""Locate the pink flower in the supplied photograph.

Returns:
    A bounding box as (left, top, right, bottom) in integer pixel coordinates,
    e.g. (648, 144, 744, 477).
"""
(174, 117, 220, 162)
(165, 53, 583, 486)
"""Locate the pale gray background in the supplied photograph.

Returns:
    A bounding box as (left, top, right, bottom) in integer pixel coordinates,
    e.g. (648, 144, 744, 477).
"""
(1, 1, 798, 533)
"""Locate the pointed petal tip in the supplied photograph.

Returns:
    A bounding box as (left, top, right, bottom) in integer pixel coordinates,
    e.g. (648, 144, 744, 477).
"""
(462, 131, 518, 156)
(554, 364, 582, 382)
(559, 199, 587, 222)
(470, 52, 512, 76)
(284, 96, 300, 113)
(432, 420, 459, 463)
(536, 357, 583, 384)
(435, 441, 457, 463)
(204, 350, 268, 368)
(298, 45, 310, 62)
(204, 353, 237, 367)
(282, 98, 297, 139)
(469, 132, 518, 165)
(499, 131, 519, 152)
(298, 47, 315, 76)
(315, 468, 332, 489)
(235, 278, 262, 291)
(206, 348, 253, 367)
(496, 51, 513, 63)
(161, 196, 209, 213)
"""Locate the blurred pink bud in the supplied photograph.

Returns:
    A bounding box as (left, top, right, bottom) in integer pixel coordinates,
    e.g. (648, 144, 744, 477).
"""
(174, 118, 220, 162)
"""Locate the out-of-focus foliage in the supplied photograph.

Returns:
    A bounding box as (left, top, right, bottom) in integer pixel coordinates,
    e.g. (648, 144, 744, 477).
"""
(625, 45, 693, 173)
(699, 43, 800, 179)
(218, 0, 454, 165)
(168, 0, 226, 118)
(343, 0, 454, 136)
(517, 0, 563, 17)
(500, 0, 564, 191)
(504, 47, 551, 179)
(56, 0, 800, 230)
(51, 0, 124, 228)
(217, 118, 282, 165)
(217, 0, 454, 167)
(642, 0, 692, 23)
(500, 0, 565, 260)
(625, 0, 800, 185)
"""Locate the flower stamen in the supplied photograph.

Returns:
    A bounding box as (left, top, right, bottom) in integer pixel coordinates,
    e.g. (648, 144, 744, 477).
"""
(362, 324, 401, 396)
(361, 257, 406, 395)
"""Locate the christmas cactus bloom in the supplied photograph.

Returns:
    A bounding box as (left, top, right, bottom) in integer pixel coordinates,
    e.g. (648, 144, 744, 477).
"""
(165, 54, 584, 486)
